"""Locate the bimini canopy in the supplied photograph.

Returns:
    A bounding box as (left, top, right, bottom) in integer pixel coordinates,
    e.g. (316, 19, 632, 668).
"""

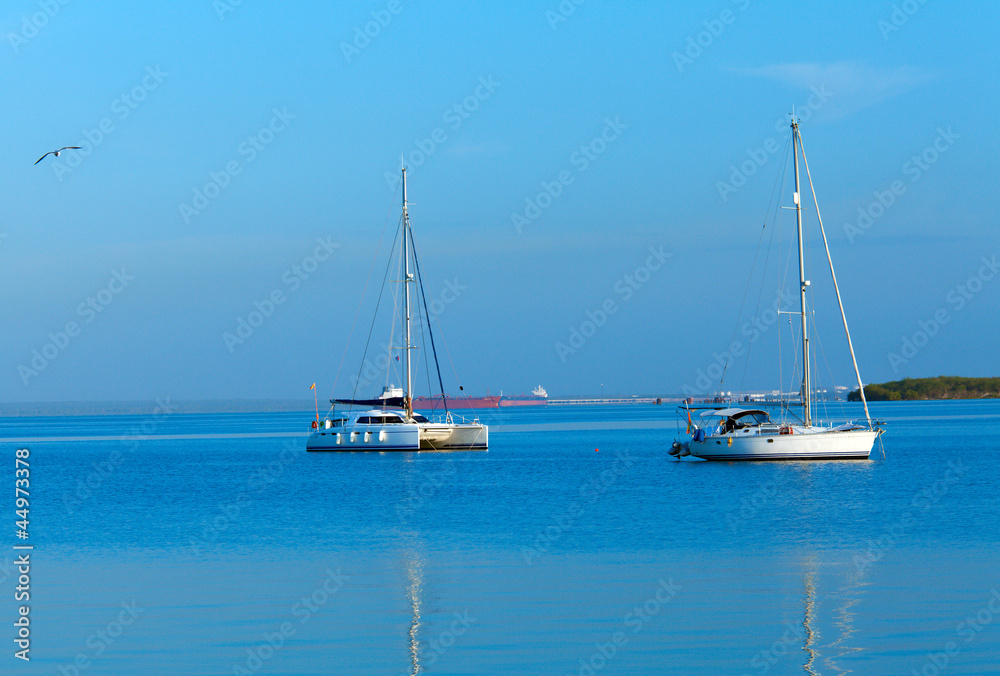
(333, 397, 405, 409)
(699, 408, 770, 420)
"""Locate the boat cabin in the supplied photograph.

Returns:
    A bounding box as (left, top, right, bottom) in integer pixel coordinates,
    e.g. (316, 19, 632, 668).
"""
(697, 407, 775, 435)
(321, 409, 429, 429)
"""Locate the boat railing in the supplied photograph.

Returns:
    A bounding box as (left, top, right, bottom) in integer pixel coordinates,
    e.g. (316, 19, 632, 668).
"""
(426, 412, 482, 425)
(316, 417, 347, 430)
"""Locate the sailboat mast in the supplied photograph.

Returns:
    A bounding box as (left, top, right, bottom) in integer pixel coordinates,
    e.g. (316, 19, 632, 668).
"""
(402, 165, 414, 420)
(797, 130, 874, 428)
(792, 117, 811, 426)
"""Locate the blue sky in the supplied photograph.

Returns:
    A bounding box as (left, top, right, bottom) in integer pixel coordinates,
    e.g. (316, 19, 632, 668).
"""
(2, 0, 997, 402)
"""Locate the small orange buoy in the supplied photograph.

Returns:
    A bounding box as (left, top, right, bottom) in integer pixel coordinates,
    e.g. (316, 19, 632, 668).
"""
(595, 448, 599, 452)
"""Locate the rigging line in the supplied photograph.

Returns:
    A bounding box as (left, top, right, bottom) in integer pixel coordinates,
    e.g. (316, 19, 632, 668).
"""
(383, 226, 404, 397)
(330, 181, 402, 402)
(738, 133, 792, 394)
(719, 213, 769, 392)
(808, 310, 834, 424)
(351, 216, 402, 403)
(807, 300, 850, 425)
(408, 251, 435, 409)
(418, 295, 436, 412)
(798, 133, 873, 426)
(721, 132, 790, 391)
(768, 141, 794, 403)
(408, 228, 450, 417)
(777, 146, 801, 411)
(410, 268, 429, 396)
(433, 310, 462, 395)
(783, 305, 805, 424)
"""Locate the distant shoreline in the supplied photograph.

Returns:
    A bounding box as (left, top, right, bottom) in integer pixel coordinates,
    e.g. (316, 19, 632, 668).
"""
(849, 376, 999, 402)
(0, 399, 314, 418)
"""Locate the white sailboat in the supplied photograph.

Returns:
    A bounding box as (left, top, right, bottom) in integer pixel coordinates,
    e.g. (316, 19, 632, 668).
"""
(672, 116, 882, 461)
(307, 166, 488, 452)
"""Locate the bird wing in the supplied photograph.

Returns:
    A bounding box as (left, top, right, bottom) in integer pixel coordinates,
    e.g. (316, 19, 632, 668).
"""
(34, 152, 54, 165)
(60, 146, 82, 151)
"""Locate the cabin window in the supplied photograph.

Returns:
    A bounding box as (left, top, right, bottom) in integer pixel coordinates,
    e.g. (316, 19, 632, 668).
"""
(361, 416, 397, 425)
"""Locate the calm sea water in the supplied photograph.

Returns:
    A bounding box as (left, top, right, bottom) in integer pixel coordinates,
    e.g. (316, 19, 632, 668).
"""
(2, 400, 998, 674)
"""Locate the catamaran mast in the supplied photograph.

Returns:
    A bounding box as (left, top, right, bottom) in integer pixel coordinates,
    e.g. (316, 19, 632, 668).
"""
(402, 165, 414, 420)
(791, 116, 812, 426)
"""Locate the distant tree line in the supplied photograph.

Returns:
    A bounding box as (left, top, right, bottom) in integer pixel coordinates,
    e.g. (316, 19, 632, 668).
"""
(848, 376, 1000, 401)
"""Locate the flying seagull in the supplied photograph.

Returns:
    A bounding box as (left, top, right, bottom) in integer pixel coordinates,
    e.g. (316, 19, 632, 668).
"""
(34, 146, 82, 165)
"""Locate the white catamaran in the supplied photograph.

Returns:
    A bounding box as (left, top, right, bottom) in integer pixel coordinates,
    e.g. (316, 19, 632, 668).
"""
(672, 116, 882, 461)
(307, 166, 488, 452)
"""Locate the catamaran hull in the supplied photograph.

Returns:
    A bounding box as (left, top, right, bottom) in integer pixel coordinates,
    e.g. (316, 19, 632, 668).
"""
(306, 425, 421, 452)
(417, 423, 488, 451)
(689, 429, 878, 461)
(306, 423, 488, 452)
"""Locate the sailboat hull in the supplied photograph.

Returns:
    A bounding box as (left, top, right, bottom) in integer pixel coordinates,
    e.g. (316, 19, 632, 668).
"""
(689, 428, 878, 461)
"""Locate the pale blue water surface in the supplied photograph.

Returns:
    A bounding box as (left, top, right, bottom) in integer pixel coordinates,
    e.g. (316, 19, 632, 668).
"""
(1, 400, 998, 674)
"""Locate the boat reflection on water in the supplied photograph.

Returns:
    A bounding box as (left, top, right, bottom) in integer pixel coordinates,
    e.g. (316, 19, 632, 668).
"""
(405, 550, 423, 676)
(802, 567, 819, 675)
(797, 555, 868, 676)
(823, 560, 868, 674)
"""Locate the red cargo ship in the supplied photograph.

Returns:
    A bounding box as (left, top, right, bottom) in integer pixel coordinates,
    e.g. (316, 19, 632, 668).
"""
(498, 385, 548, 407)
(412, 393, 500, 410)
